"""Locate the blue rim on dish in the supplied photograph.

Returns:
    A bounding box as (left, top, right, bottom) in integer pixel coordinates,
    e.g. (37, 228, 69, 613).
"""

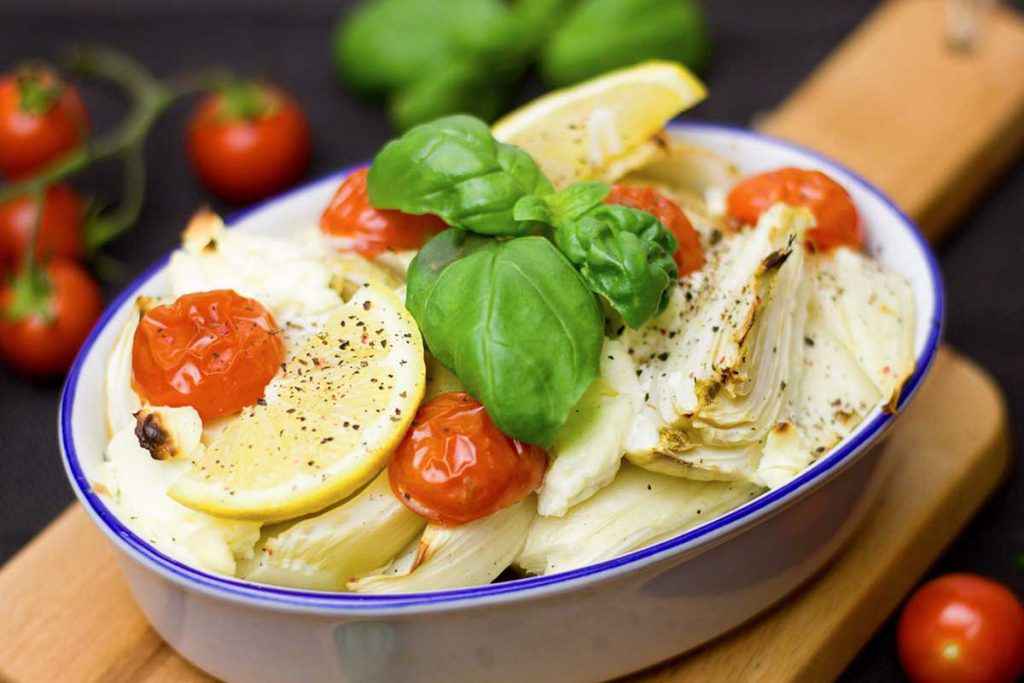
(58, 122, 945, 612)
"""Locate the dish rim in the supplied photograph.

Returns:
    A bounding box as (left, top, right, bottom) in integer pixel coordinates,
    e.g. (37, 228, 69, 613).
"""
(58, 121, 944, 614)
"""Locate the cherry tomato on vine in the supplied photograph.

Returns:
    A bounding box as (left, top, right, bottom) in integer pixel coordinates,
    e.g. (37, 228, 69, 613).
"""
(726, 167, 863, 252)
(389, 392, 547, 525)
(0, 67, 89, 180)
(0, 184, 85, 268)
(605, 184, 705, 276)
(320, 168, 446, 258)
(0, 260, 101, 376)
(898, 574, 1024, 683)
(132, 289, 285, 421)
(186, 83, 311, 203)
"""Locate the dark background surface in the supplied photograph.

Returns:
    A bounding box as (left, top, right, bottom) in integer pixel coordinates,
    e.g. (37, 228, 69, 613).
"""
(1, 1, 1022, 680)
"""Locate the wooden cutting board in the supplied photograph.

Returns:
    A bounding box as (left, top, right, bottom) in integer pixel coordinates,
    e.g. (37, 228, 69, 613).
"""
(0, 348, 1009, 683)
(1, 1, 1022, 681)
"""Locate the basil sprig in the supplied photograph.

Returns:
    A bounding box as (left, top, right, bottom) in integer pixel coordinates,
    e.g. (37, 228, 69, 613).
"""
(515, 183, 679, 328)
(373, 115, 680, 444)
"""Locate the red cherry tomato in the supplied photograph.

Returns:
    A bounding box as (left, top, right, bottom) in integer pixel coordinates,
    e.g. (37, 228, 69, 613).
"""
(132, 289, 285, 421)
(319, 168, 446, 258)
(605, 184, 705, 276)
(726, 167, 863, 252)
(0, 67, 89, 180)
(898, 574, 1024, 683)
(389, 392, 547, 526)
(0, 184, 85, 268)
(0, 260, 101, 376)
(186, 83, 311, 203)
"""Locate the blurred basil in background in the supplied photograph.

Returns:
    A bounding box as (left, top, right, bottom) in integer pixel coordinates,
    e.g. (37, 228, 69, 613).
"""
(332, 0, 710, 130)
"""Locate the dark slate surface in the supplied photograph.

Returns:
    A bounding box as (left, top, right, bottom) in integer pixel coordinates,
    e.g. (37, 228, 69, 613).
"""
(1, 2, 1021, 680)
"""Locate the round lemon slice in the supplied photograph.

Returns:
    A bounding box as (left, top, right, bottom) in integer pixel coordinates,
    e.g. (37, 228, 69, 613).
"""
(169, 284, 425, 522)
(492, 60, 706, 188)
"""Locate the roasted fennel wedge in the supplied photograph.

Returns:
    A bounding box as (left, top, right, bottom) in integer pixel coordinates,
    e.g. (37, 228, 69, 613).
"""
(517, 464, 761, 575)
(537, 364, 633, 517)
(240, 472, 425, 591)
(348, 498, 535, 593)
(810, 248, 916, 407)
(105, 305, 142, 437)
(620, 204, 813, 467)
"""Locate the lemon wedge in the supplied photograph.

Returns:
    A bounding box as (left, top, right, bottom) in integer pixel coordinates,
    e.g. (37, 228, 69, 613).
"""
(169, 284, 425, 522)
(492, 60, 706, 188)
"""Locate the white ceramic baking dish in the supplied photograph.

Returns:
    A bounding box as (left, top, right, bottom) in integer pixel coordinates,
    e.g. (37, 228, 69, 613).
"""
(59, 122, 943, 683)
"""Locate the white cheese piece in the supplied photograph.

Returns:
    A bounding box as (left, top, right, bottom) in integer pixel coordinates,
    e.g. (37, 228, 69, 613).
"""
(99, 427, 260, 575)
(810, 248, 916, 405)
(169, 219, 340, 320)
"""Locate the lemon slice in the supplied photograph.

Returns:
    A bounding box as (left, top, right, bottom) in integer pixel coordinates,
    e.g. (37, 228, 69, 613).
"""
(492, 60, 706, 188)
(169, 284, 426, 522)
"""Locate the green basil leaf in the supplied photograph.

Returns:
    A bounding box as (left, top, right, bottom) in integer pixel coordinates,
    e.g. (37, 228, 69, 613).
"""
(390, 62, 506, 131)
(406, 230, 603, 446)
(540, 0, 711, 88)
(405, 228, 494, 320)
(368, 115, 554, 236)
(511, 194, 553, 225)
(512, 181, 609, 228)
(333, 0, 520, 95)
(511, 0, 579, 48)
(546, 181, 610, 222)
(554, 203, 678, 328)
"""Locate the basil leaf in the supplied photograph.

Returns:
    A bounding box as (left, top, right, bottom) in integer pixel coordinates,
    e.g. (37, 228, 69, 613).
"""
(512, 0, 578, 44)
(333, 0, 520, 95)
(513, 181, 610, 226)
(540, 0, 711, 88)
(554, 203, 678, 328)
(407, 230, 603, 446)
(368, 115, 554, 236)
(513, 182, 678, 327)
(390, 63, 506, 131)
(405, 228, 494, 318)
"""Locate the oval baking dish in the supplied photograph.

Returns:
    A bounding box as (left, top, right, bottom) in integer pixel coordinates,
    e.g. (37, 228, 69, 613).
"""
(59, 122, 942, 683)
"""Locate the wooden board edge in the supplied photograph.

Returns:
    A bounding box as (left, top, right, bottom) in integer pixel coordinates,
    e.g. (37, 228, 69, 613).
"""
(798, 355, 1012, 681)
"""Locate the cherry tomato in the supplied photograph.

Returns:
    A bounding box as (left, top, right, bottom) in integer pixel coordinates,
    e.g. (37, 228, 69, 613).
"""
(726, 167, 863, 252)
(320, 168, 446, 258)
(132, 289, 285, 420)
(0, 260, 101, 376)
(898, 574, 1024, 683)
(0, 67, 89, 180)
(605, 184, 705, 276)
(389, 392, 547, 525)
(186, 83, 311, 203)
(0, 184, 85, 268)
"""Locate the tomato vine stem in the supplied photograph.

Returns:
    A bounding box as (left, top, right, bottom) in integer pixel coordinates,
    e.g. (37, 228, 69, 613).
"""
(0, 47, 173, 205)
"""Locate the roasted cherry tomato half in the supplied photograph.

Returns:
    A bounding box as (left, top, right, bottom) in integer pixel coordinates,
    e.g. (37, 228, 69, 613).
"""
(186, 83, 311, 203)
(898, 574, 1024, 683)
(0, 67, 89, 180)
(389, 392, 547, 526)
(0, 184, 85, 268)
(605, 184, 705, 276)
(320, 168, 446, 258)
(726, 167, 863, 252)
(0, 260, 101, 376)
(132, 289, 285, 420)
